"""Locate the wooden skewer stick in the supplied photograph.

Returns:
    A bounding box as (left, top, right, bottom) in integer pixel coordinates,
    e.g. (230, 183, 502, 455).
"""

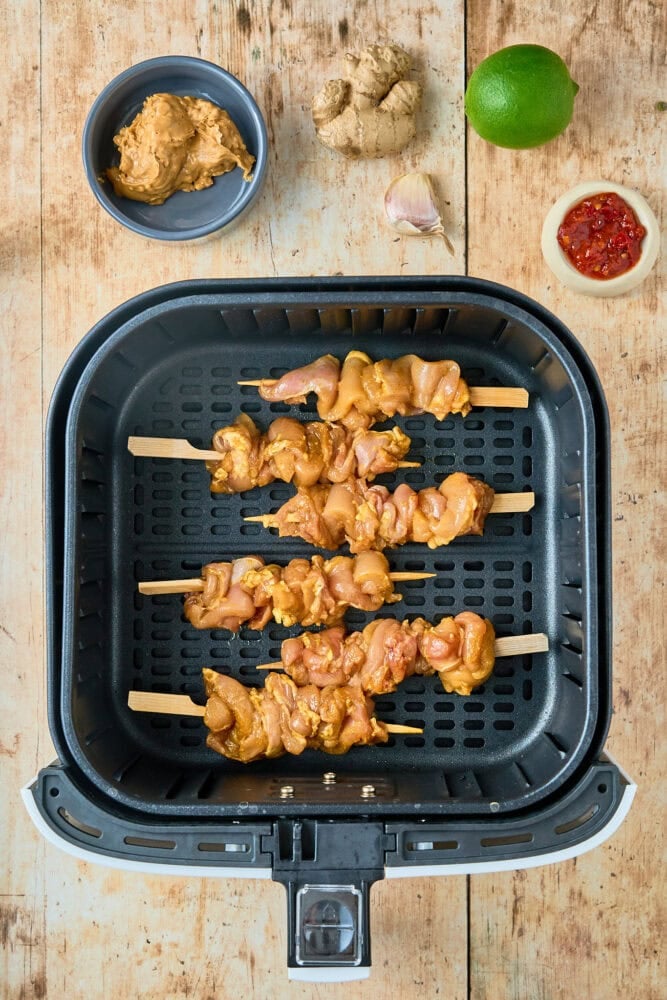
(138, 569, 436, 596)
(127, 690, 422, 734)
(237, 380, 529, 410)
(494, 633, 549, 656)
(129, 691, 206, 716)
(489, 492, 535, 514)
(128, 436, 222, 461)
(128, 435, 420, 470)
(243, 491, 535, 529)
(468, 387, 529, 408)
(254, 632, 549, 670)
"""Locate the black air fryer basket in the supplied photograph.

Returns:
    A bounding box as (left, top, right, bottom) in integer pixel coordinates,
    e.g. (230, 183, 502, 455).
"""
(26, 277, 634, 980)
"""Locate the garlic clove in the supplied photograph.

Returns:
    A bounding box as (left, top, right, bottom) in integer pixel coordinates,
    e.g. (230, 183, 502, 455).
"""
(384, 172, 454, 254)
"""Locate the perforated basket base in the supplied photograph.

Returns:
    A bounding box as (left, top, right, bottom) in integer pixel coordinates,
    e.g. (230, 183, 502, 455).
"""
(59, 280, 610, 816)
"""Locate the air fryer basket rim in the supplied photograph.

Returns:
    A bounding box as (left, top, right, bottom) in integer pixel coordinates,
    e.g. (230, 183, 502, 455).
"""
(48, 276, 612, 821)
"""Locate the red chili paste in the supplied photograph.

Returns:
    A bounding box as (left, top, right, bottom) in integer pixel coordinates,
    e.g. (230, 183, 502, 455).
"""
(557, 192, 646, 280)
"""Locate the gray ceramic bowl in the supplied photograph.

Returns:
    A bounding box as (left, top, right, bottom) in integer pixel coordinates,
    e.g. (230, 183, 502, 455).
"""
(82, 56, 267, 241)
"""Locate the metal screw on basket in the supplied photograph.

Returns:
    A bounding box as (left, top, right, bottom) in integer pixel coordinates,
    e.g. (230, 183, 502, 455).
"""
(280, 785, 294, 799)
(322, 772, 337, 785)
(360, 784, 376, 799)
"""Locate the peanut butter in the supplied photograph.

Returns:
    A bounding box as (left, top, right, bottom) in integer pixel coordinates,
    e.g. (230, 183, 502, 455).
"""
(106, 93, 255, 205)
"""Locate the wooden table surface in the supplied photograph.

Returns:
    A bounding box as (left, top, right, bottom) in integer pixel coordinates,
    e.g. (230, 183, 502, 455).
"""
(2, 1, 664, 997)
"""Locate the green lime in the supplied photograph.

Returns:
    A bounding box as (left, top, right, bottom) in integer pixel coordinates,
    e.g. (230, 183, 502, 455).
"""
(464, 44, 579, 149)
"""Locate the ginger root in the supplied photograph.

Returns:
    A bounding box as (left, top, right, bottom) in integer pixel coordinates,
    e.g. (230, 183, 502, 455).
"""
(312, 44, 421, 158)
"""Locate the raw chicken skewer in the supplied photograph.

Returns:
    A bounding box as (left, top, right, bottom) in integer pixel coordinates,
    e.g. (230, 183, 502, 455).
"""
(238, 351, 529, 430)
(128, 414, 419, 494)
(138, 552, 435, 631)
(254, 618, 549, 696)
(244, 472, 534, 553)
(127, 671, 422, 763)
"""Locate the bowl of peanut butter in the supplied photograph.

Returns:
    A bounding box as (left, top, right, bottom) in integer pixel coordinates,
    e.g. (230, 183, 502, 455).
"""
(82, 56, 268, 240)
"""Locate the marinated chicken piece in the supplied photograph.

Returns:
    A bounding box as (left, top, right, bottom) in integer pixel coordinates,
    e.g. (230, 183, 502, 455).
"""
(202, 668, 388, 762)
(324, 351, 376, 429)
(183, 560, 262, 632)
(203, 671, 269, 762)
(183, 552, 400, 631)
(276, 613, 496, 697)
(184, 557, 266, 631)
(269, 473, 495, 552)
(257, 351, 471, 429)
(282, 626, 352, 687)
(258, 354, 340, 410)
(413, 612, 496, 695)
(206, 413, 411, 493)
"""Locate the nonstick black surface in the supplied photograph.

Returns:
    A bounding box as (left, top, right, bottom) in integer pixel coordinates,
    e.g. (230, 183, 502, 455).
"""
(60, 285, 608, 816)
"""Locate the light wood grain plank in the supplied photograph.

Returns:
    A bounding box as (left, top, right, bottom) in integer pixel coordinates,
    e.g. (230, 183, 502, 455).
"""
(466, 2, 665, 998)
(23, 0, 665, 995)
(0, 1, 50, 998)
(35, 3, 469, 999)
(34, 858, 469, 1000)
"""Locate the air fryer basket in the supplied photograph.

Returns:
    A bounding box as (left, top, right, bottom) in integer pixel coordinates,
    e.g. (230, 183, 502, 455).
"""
(59, 279, 607, 813)
(29, 277, 631, 977)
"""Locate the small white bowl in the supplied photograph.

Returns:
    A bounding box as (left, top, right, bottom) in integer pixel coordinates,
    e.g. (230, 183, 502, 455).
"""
(541, 180, 660, 297)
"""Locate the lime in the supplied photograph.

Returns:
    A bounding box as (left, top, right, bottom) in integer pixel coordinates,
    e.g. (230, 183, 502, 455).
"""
(464, 44, 579, 149)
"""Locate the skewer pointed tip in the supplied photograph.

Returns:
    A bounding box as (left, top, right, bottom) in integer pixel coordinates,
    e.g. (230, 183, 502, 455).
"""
(389, 571, 436, 581)
(243, 514, 276, 527)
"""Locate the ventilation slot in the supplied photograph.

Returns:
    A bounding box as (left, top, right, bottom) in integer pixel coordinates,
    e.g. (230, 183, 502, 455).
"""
(404, 736, 425, 747)
(198, 841, 250, 853)
(406, 839, 458, 852)
(84, 725, 112, 747)
(554, 804, 599, 835)
(165, 773, 188, 799)
(554, 385, 573, 410)
(87, 393, 114, 414)
(480, 832, 533, 848)
(490, 319, 509, 345)
(382, 307, 415, 336)
(57, 808, 102, 839)
(196, 771, 218, 800)
(545, 732, 568, 757)
(124, 836, 176, 850)
(530, 350, 551, 373)
(112, 754, 142, 782)
(514, 762, 533, 786)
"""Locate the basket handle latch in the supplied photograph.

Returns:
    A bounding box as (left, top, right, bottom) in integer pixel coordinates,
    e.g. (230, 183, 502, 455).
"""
(269, 819, 386, 980)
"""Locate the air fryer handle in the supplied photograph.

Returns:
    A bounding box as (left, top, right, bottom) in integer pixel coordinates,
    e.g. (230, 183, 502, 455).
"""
(270, 820, 386, 979)
(280, 878, 373, 981)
